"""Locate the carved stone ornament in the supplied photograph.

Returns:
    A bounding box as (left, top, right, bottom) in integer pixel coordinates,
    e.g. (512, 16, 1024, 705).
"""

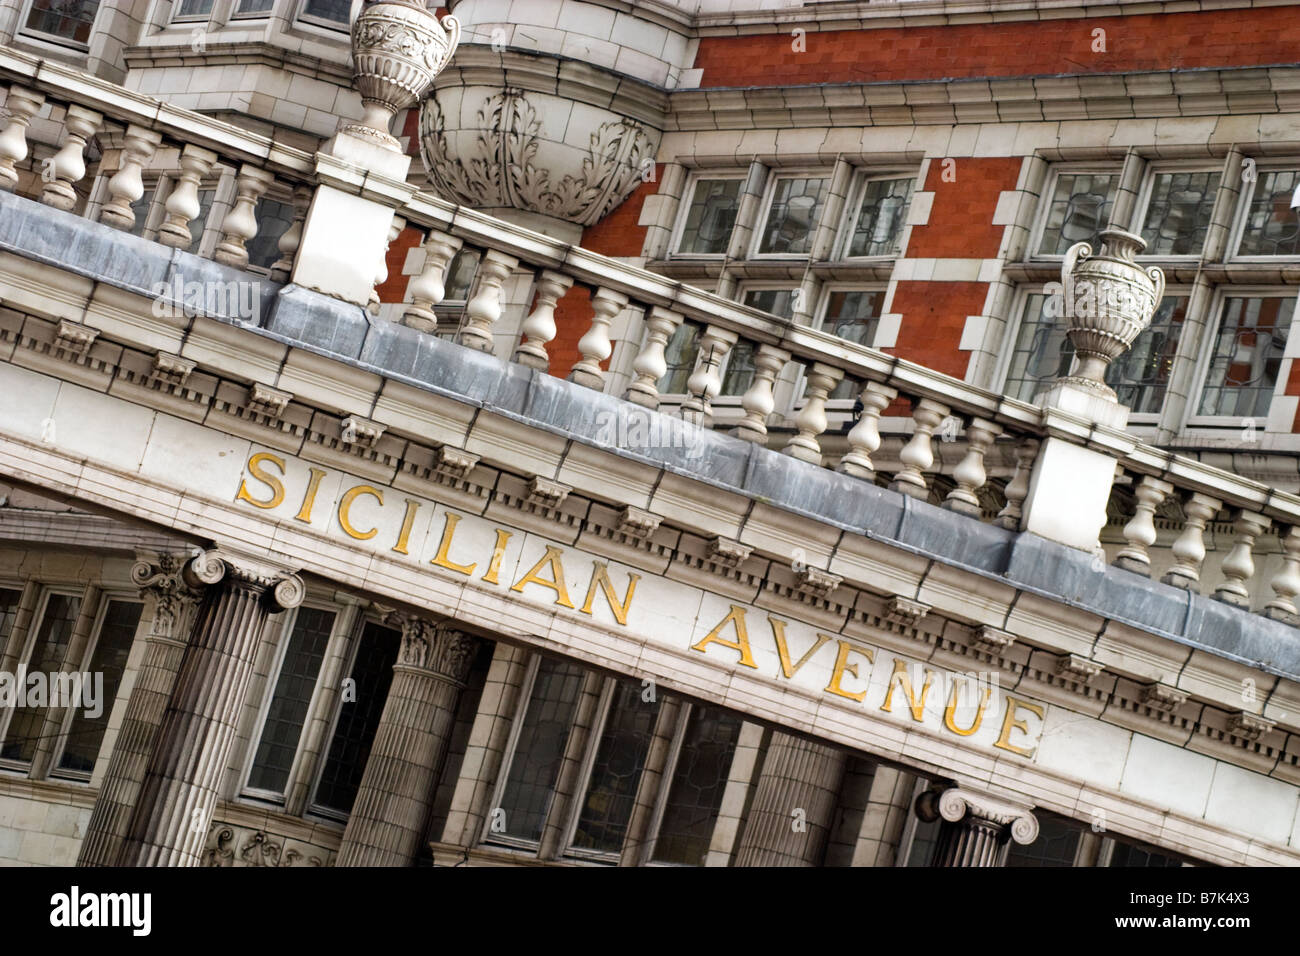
(184, 548, 306, 612)
(347, 1, 461, 150)
(1060, 228, 1165, 398)
(916, 786, 1039, 846)
(419, 86, 661, 227)
(383, 610, 476, 682)
(203, 822, 333, 867)
(131, 551, 201, 642)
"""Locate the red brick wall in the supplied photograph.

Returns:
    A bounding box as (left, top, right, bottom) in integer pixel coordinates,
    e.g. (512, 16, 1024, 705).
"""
(887, 281, 988, 379)
(693, 8, 1300, 87)
(906, 157, 1021, 260)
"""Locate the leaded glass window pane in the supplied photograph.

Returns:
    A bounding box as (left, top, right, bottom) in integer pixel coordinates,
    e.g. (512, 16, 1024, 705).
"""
(128, 186, 156, 238)
(822, 289, 885, 400)
(742, 288, 796, 318)
(2, 592, 82, 763)
(1109, 839, 1184, 867)
(570, 679, 660, 855)
(496, 656, 585, 843)
(175, 0, 214, 18)
(238, 0, 274, 12)
(847, 177, 914, 257)
(657, 322, 700, 394)
(677, 179, 742, 255)
(651, 705, 741, 865)
(187, 188, 216, 255)
(58, 600, 141, 774)
(24, 0, 100, 44)
(248, 606, 336, 795)
(1140, 170, 1221, 256)
(1037, 172, 1119, 255)
(1237, 169, 1300, 257)
(1003, 294, 1073, 402)
(0, 588, 21, 648)
(1198, 296, 1295, 418)
(246, 198, 295, 270)
(302, 0, 351, 23)
(314, 620, 398, 815)
(720, 340, 756, 397)
(1006, 813, 1082, 867)
(758, 177, 828, 255)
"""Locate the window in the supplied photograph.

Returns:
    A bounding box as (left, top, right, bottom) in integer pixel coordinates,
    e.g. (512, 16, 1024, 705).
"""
(432, 247, 481, 341)
(1196, 295, 1296, 419)
(819, 288, 884, 347)
(300, 0, 352, 25)
(1107, 838, 1184, 867)
(649, 705, 742, 865)
(1139, 169, 1222, 256)
(22, 0, 100, 44)
(742, 287, 797, 318)
(236, 0, 275, 13)
(676, 178, 742, 255)
(246, 197, 296, 272)
(1236, 168, 1300, 257)
(844, 176, 914, 258)
(569, 679, 660, 856)
(247, 606, 337, 797)
(1005, 813, 1083, 867)
(657, 323, 700, 395)
(492, 656, 585, 845)
(311, 619, 399, 816)
(56, 599, 142, 775)
(0, 591, 82, 764)
(0, 588, 21, 647)
(756, 176, 828, 256)
(1002, 290, 1187, 415)
(186, 188, 216, 255)
(1036, 171, 1120, 255)
(173, 0, 214, 20)
(127, 185, 157, 239)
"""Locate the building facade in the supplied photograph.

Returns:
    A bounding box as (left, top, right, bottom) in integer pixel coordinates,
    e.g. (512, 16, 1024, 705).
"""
(0, 0, 1297, 868)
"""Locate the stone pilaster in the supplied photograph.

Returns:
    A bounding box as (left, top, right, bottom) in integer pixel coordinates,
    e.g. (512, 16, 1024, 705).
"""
(117, 550, 304, 867)
(733, 732, 847, 867)
(336, 614, 476, 867)
(78, 552, 202, 866)
(915, 786, 1039, 867)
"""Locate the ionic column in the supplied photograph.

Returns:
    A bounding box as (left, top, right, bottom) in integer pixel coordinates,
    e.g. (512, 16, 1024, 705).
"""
(915, 786, 1038, 867)
(118, 550, 304, 867)
(733, 732, 847, 867)
(336, 615, 477, 867)
(78, 552, 202, 867)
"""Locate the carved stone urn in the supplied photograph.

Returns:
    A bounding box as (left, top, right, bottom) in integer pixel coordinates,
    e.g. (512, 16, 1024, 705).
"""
(346, 1, 460, 150)
(1060, 228, 1165, 398)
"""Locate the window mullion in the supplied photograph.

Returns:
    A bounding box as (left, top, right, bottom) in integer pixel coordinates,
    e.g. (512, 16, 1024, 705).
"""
(1109, 149, 1149, 234)
(617, 696, 685, 867)
(536, 669, 607, 861)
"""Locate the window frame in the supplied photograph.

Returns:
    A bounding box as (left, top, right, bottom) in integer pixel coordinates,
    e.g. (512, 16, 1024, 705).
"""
(558, 676, 623, 864)
(170, 0, 216, 25)
(1227, 159, 1300, 263)
(1184, 286, 1299, 429)
(669, 171, 748, 259)
(808, 282, 891, 410)
(749, 168, 833, 260)
(1029, 163, 1125, 260)
(294, 0, 356, 33)
(835, 168, 918, 261)
(232, 0, 276, 18)
(17, 0, 101, 50)
(1132, 159, 1226, 262)
(47, 590, 143, 782)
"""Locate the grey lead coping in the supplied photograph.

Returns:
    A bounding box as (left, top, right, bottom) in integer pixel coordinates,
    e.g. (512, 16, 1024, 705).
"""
(1, 189, 1298, 682)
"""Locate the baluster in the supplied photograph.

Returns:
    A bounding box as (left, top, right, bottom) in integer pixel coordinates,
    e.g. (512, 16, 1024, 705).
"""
(369, 216, 405, 315)
(680, 325, 737, 425)
(100, 124, 163, 231)
(402, 229, 464, 332)
(157, 144, 217, 249)
(1264, 526, 1300, 622)
(459, 249, 519, 353)
(1214, 510, 1269, 607)
(213, 164, 274, 266)
(837, 381, 897, 478)
(624, 306, 683, 408)
(40, 104, 102, 210)
(783, 362, 844, 465)
(996, 436, 1040, 530)
(515, 270, 574, 369)
(943, 417, 1002, 516)
(270, 184, 312, 281)
(569, 287, 630, 390)
(1161, 492, 1223, 590)
(735, 344, 791, 443)
(0, 85, 45, 192)
(889, 398, 951, 498)
(1113, 476, 1174, 575)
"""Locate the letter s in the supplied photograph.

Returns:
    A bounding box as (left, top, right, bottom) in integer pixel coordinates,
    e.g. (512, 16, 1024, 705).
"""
(235, 452, 287, 510)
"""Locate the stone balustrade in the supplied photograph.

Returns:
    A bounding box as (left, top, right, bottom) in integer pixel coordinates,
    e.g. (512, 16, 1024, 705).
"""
(4, 46, 1300, 630)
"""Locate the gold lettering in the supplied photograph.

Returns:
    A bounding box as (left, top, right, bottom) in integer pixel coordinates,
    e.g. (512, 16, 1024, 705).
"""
(294, 467, 328, 523)
(391, 499, 420, 555)
(993, 696, 1045, 757)
(771, 619, 831, 679)
(579, 562, 639, 626)
(880, 658, 935, 722)
(943, 679, 992, 737)
(430, 512, 478, 577)
(338, 484, 383, 540)
(481, 529, 513, 585)
(689, 605, 758, 669)
(510, 546, 573, 608)
(234, 452, 286, 510)
(825, 640, 873, 702)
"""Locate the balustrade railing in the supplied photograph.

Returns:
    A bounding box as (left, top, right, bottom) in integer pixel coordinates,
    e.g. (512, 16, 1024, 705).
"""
(4, 48, 1300, 627)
